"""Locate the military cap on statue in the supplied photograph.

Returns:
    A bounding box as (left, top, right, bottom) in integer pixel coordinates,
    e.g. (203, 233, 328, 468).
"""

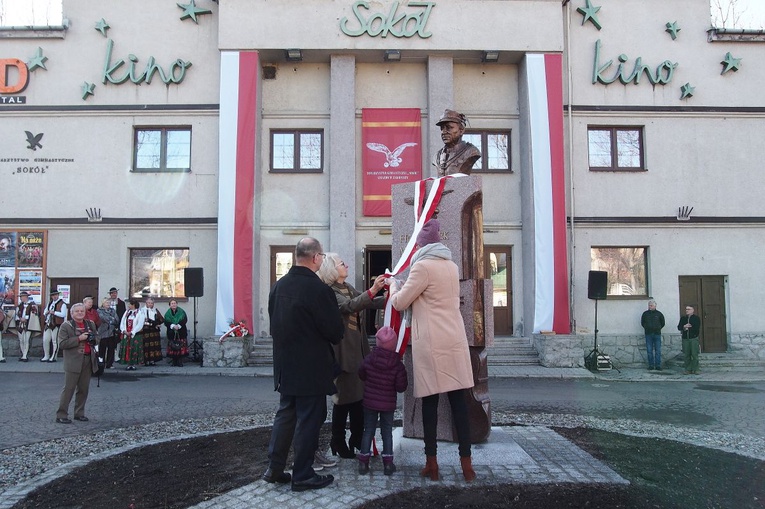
(436, 109, 467, 127)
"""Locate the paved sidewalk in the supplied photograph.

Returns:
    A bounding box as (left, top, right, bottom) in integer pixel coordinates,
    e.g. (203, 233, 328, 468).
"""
(2, 357, 763, 382)
(190, 426, 627, 509)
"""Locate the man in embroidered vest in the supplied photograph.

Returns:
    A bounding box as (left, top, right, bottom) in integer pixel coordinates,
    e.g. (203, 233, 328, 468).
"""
(42, 289, 67, 362)
(432, 109, 481, 177)
(16, 291, 39, 362)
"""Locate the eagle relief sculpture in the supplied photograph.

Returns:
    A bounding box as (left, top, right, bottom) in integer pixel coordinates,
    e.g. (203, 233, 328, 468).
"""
(366, 142, 418, 168)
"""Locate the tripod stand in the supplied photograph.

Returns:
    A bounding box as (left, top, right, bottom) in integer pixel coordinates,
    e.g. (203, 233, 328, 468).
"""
(584, 299, 617, 372)
(188, 296, 203, 365)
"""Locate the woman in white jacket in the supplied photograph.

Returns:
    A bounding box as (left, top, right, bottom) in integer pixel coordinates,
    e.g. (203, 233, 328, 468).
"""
(119, 299, 145, 371)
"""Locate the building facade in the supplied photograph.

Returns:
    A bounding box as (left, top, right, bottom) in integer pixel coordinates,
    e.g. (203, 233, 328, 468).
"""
(2, 0, 763, 364)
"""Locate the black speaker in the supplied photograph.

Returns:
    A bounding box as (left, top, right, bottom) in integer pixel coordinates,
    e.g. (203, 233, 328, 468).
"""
(588, 270, 608, 300)
(184, 268, 204, 297)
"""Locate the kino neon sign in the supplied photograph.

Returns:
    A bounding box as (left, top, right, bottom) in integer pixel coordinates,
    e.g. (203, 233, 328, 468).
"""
(340, 1, 435, 38)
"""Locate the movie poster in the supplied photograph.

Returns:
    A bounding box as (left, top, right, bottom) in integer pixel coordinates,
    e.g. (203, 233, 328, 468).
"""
(17, 232, 45, 268)
(0, 268, 16, 305)
(0, 232, 16, 267)
(18, 270, 43, 305)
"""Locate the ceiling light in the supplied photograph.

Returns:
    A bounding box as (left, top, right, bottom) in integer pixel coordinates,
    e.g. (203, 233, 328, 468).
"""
(482, 50, 500, 63)
(285, 49, 303, 62)
(384, 50, 401, 62)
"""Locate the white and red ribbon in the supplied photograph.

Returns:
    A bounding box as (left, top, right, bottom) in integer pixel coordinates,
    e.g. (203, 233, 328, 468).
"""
(383, 174, 467, 354)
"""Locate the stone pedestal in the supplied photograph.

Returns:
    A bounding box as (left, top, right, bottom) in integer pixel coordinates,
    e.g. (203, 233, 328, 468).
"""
(393, 176, 493, 444)
(203, 336, 251, 368)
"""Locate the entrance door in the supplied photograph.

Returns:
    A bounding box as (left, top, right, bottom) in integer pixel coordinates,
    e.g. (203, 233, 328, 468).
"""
(485, 246, 512, 336)
(678, 275, 727, 353)
(363, 247, 392, 336)
(48, 278, 99, 318)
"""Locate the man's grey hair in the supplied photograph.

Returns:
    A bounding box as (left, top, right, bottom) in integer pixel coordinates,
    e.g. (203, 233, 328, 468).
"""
(295, 237, 322, 261)
(647, 299, 657, 306)
(70, 303, 86, 312)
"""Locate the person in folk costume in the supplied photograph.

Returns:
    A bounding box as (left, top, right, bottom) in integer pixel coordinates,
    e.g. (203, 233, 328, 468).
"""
(97, 298, 119, 368)
(316, 253, 386, 460)
(388, 219, 477, 482)
(140, 298, 163, 366)
(42, 289, 68, 362)
(163, 299, 189, 367)
(119, 299, 144, 371)
(107, 287, 126, 362)
(15, 292, 40, 361)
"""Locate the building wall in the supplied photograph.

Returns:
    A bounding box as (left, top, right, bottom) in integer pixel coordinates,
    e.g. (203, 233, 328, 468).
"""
(1, 0, 221, 335)
(565, 0, 765, 359)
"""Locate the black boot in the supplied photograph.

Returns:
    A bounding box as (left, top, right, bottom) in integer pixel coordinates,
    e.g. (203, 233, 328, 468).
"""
(330, 404, 354, 458)
(347, 400, 364, 453)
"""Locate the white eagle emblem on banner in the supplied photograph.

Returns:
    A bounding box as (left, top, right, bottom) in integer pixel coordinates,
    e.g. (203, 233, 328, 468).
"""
(366, 142, 418, 168)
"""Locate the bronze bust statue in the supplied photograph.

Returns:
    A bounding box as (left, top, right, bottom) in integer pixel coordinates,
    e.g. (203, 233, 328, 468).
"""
(433, 109, 481, 176)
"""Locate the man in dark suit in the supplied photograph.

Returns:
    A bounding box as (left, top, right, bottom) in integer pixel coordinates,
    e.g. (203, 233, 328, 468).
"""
(262, 237, 344, 492)
(108, 287, 126, 362)
(55, 303, 99, 424)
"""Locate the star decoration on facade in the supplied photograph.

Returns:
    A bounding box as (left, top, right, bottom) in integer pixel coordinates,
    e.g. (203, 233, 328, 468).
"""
(94, 18, 110, 37)
(720, 52, 741, 74)
(27, 47, 48, 72)
(577, 0, 602, 30)
(81, 82, 96, 100)
(665, 21, 681, 40)
(177, 0, 213, 24)
(680, 83, 695, 100)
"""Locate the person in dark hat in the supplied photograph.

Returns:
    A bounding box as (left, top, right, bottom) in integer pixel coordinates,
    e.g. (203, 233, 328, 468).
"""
(389, 219, 476, 482)
(15, 291, 39, 361)
(42, 288, 67, 362)
(107, 287, 126, 361)
(356, 326, 408, 476)
(433, 109, 481, 176)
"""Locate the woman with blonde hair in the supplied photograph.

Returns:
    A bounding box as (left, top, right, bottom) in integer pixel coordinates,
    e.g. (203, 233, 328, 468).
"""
(317, 253, 386, 459)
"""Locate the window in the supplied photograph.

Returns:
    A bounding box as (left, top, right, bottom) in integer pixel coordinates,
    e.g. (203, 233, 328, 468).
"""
(133, 127, 191, 172)
(270, 130, 323, 172)
(587, 127, 644, 171)
(270, 246, 295, 286)
(129, 249, 190, 300)
(590, 247, 648, 298)
(462, 131, 511, 172)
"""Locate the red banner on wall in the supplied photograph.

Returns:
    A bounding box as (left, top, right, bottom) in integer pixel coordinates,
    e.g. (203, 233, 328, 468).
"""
(362, 108, 422, 216)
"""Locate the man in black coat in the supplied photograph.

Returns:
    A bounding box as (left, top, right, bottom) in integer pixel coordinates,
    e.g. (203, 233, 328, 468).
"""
(262, 237, 344, 492)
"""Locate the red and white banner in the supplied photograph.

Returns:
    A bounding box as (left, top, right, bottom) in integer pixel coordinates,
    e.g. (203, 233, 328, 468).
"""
(525, 53, 570, 334)
(362, 108, 422, 216)
(216, 51, 258, 335)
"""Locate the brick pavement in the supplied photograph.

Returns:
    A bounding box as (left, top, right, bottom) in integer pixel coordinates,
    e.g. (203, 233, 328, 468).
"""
(189, 426, 627, 509)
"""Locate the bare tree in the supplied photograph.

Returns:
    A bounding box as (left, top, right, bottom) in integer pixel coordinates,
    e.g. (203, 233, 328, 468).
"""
(710, 0, 747, 29)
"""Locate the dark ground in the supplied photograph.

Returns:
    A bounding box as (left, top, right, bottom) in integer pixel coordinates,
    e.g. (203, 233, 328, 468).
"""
(12, 423, 765, 509)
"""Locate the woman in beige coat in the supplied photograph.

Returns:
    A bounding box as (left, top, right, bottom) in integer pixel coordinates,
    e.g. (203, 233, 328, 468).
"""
(388, 219, 476, 482)
(318, 253, 386, 459)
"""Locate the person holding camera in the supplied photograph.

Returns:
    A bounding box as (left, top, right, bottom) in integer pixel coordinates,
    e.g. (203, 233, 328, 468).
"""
(55, 303, 100, 424)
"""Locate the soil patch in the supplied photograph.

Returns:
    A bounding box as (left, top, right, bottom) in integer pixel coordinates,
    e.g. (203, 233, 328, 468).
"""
(11, 425, 765, 509)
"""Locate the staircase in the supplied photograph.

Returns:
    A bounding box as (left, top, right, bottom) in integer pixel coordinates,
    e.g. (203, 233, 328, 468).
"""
(247, 335, 540, 367)
(666, 352, 765, 370)
(486, 336, 540, 366)
(247, 336, 275, 367)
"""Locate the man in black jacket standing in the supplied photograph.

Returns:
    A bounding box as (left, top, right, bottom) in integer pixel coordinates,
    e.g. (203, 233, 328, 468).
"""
(262, 237, 344, 492)
(641, 300, 665, 371)
(678, 305, 702, 375)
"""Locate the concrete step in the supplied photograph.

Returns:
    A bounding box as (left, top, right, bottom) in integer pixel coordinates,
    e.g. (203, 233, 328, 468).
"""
(666, 353, 765, 369)
(247, 336, 541, 367)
